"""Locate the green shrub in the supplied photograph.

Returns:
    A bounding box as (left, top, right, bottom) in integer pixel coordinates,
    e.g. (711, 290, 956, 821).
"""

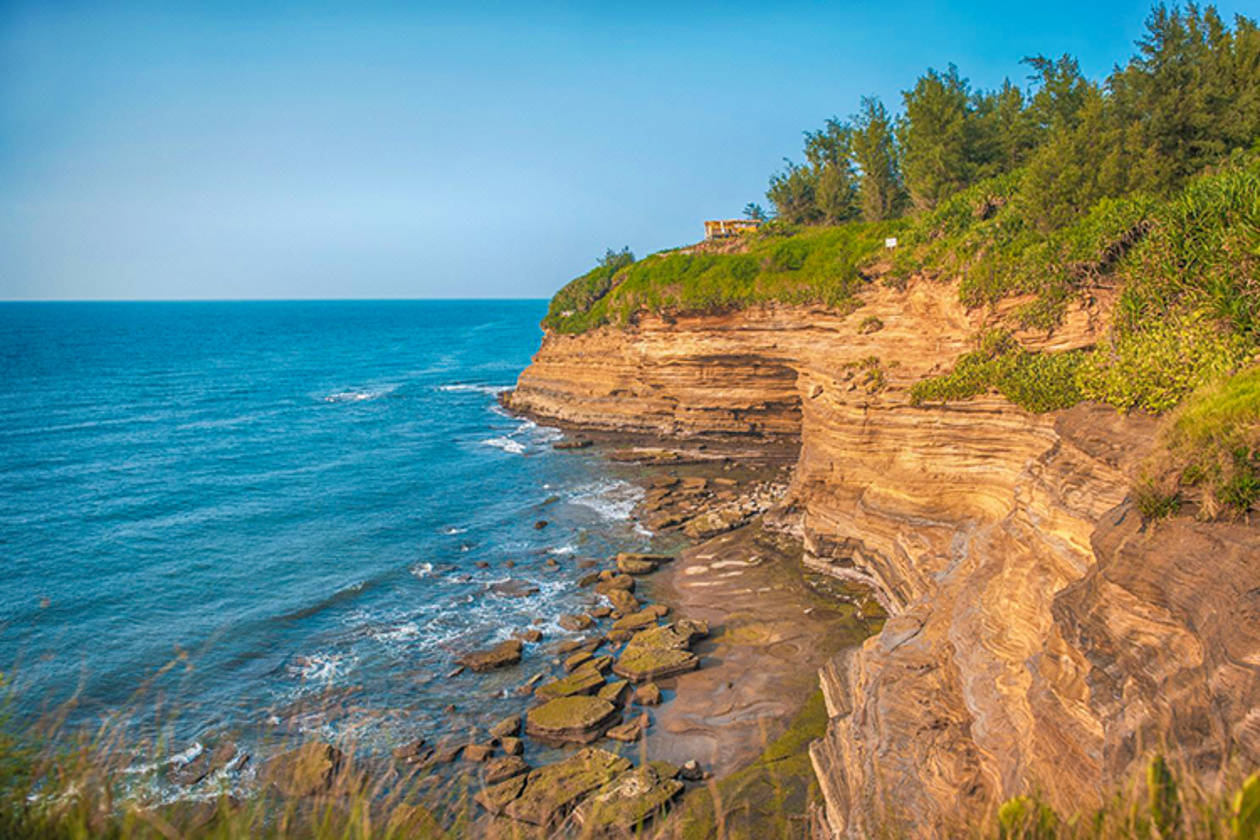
(997, 795, 1058, 840)
(1142, 365, 1260, 519)
(909, 330, 1083, 413)
(858, 316, 884, 334)
(1075, 316, 1251, 414)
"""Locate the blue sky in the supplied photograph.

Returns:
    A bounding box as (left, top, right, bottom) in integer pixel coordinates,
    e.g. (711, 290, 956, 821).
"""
(2, 0, 1253, 300)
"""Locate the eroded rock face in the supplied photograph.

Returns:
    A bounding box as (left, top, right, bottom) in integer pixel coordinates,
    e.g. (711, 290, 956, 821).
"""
(506, 289, 1260, 836)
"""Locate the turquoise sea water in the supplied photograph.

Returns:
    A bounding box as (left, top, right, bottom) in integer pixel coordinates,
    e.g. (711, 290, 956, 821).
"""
(0, 300, 652, 783)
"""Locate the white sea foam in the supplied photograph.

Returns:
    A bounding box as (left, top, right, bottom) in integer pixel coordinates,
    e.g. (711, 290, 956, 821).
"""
(547, 544, 577, 555)
(322, 385, 396, 404)
(289, 652, 354, 683)
(481, 436, 526, 455)
(569, 479, 644, 522)
(372, 622, 420, 644)
(438, 383, 511, 395)
(442, 526, 468, 535)
(410, 561, 434, 578)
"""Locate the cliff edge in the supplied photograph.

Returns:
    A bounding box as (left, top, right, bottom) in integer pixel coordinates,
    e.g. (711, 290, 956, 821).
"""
(505, 280, 1260, 836)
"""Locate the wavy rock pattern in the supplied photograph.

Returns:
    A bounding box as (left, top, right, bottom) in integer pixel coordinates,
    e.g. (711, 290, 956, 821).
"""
(506, 284, 1260, 836)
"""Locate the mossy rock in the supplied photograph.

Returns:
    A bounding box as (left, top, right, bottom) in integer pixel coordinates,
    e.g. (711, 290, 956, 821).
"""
(571, 763, 685, 834)
(483, 747, 632, 827)
(625, 624, 692, 652)
(613, 646, 699, 682)
(534, 665, 606, 701)
(263, 742, 345, 798)
(598, 679, 630, 705)
(605, 588, 640, 614)
(526, 695, 620, 744)
(610, 608, 661, 634)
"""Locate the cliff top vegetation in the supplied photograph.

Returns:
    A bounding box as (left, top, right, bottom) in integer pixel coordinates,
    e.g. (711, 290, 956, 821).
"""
(544, 3, 1260, 517)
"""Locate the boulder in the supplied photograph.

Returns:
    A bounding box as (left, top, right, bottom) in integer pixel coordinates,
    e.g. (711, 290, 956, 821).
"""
(613, 647, 699, 682)
(563, 650, 593, 672)
(263, 742, 345, 798)
(610, 609, 660, 634)
(558, 613, 594, 632)
(169, 742, 240, 786)
(391, 738, 428, 762)
(594, 575, 635, 595)
(679, 760, 704, 781)
(525, 696, 620, 744)
(513, 629, 543, 644)
(615, 556, 657, 576)
(605, 712, 651, 743)
(633, 683, 662, 706)
(499, 736, 524, 756)
(598, 679, 630, 706)
(604, 588, 640, 615)
(570, 763, 684, 835)
(483, 755, 531, 785)
(490, 715, 522, 740)
(464, 743, 494, 763)
(458, 639, 523, 672)
(534, 665, 605, 701)
(476, 748, 631, 827)
(489, 580, 540, 599)
(682, 507, 747, 540)
(552, 439, 592, 450)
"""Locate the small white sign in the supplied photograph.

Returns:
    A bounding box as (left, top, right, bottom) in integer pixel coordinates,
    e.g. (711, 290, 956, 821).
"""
(885, 237, 898, 249)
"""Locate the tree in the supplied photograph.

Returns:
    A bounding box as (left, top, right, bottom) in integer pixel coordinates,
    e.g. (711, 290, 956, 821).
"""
(849, 96, 905, 221)
(743, 202, 767, 221)
(599, 247, 635, 271)
(766, 159, 820, 224)
(805, 119, 860, 222)
(898, 65, 976, 211)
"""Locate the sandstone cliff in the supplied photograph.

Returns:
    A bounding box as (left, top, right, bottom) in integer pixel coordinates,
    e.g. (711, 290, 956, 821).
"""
(505, 281, 1260, 837)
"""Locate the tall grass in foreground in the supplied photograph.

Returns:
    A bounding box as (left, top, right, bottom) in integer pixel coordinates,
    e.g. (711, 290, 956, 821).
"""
(1, 672, 1256, 839)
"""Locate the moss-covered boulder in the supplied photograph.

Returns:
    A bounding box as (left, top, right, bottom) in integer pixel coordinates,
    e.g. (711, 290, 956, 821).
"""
(604, 588, 640, 615)
(570, 762, 685, 835)
(534, 664, 605, 701)
(526, 695, 620, 744)
(598, 679, 630, 705)
(610, 608, 661, 634)
(613, 646, 699, 682)
(476, 747, 632, 827)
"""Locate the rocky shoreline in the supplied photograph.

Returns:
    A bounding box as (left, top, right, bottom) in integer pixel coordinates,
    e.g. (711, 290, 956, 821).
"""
(208, 428, 877, 839)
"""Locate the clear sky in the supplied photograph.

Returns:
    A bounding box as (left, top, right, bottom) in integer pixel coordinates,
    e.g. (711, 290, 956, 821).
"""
(2, 0, 1253, 301)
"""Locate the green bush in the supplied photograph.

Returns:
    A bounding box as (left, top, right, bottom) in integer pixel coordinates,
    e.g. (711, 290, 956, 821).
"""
(1075, 316, 1251, 414)
(909, 330, 1083, 413)
(541, 221, 905, 333)
(1144, 364, 1260, 519)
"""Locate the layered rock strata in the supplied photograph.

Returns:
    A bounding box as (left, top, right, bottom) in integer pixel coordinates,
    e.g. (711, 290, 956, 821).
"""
(506, 283, 1260, 836)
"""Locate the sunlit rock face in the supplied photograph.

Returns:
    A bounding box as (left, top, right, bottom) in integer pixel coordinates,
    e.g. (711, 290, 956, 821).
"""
(507, 281, 1260, 837)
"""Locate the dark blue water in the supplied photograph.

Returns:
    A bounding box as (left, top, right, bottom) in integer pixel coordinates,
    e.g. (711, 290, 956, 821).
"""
(0, 301, 651, 783)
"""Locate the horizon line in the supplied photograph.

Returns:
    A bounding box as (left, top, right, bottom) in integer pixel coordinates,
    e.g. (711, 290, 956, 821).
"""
(0, 297, 552, 304)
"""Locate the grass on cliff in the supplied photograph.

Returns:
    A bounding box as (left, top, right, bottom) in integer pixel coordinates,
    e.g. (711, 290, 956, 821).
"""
(1136, 365, 1260, 520)
(542, 220, 904, 334)
(993, 756, 1260, 840)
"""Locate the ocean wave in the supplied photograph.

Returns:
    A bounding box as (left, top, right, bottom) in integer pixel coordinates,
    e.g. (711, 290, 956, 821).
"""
(372, 622, 420, 644)
(481, 436, 526, 455)
(288, 652, 355, 683)
(569, 479, 644, 522)
(410, 561, 434, 578)
(438, 383, 511, 395)
(442, 526, 468, 535)
(321, 385, 397, 404)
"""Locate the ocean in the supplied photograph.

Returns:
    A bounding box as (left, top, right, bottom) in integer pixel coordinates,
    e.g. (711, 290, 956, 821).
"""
(0, 300, 657, 788)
